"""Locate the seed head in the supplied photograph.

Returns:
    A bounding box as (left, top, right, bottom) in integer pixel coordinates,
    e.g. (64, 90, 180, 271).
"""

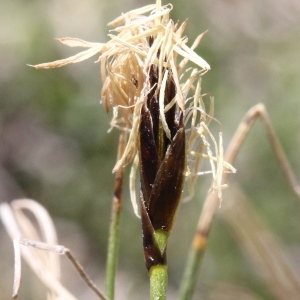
(31, 1, 235, 215)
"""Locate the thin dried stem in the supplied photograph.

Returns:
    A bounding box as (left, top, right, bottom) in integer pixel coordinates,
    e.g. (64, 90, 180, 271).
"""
(226, 103, 300, 200)
(64, 249, 108, 300)
(17, 238, 108, 300)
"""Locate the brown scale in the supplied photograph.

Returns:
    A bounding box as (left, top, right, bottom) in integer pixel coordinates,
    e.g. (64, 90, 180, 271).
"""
(139, 44, 185, 270)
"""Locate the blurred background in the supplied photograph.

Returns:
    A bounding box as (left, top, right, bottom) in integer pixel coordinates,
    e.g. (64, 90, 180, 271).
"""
(1, 0, 300, 299)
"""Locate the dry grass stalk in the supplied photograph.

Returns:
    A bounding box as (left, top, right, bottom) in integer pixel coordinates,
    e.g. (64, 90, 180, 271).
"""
(180, 103, 300, 298)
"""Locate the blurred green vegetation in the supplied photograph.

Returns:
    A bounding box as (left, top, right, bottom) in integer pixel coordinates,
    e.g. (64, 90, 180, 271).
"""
(1, 0, 300, 299)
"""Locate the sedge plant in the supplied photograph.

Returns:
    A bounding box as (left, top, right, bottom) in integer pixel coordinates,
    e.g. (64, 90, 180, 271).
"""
(2, 1, 299, 299)
(30, 1, 234, 299)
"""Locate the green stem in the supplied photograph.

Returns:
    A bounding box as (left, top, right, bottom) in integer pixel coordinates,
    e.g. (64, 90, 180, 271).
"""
(105, 194, 122, 300)
(105, 133, 126, 300)
(179, 170, 223, 300)
(154, 230, 169, 255)
(179, 233, 207, 300)
(150, 265, 168, 300)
